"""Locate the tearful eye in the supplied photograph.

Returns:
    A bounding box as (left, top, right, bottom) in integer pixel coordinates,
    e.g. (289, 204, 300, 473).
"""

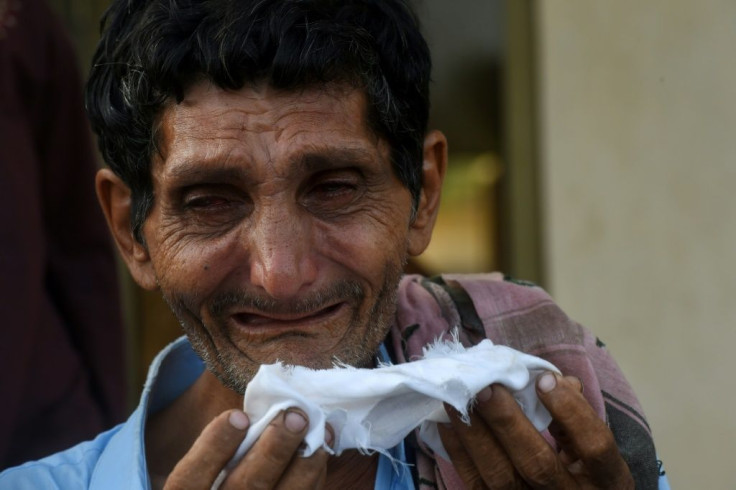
(179, 191, 248, 232)
(185, 195, 232, 209)
(300, 168, 365, 216)
(313, 181, 356, 196)
(302, 179, 364, 218)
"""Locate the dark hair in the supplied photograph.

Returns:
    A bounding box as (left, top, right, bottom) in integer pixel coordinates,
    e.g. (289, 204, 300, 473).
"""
(85, 0, 432, 242)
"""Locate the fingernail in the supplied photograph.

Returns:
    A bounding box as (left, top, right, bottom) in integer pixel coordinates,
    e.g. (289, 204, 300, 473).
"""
(576, 377, 585, 394)
(229, 410, 249, 430)
(324, 428, 334, 446)
(284, 410, 308, 433)
(538, 372, 557, 393)
(476, 386, 492, 402)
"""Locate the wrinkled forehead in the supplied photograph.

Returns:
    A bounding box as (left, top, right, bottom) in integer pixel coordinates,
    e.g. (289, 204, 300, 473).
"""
(155, 81, 376, 150)
(150, 80, 390, 180)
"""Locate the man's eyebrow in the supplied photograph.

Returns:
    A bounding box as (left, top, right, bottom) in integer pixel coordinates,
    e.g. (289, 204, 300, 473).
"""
(165, 147, 379, 183)
(166, 162, 247, 184)
(299, 148, 379, 172)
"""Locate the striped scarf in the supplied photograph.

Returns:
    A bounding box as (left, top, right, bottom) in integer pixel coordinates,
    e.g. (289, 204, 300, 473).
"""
(390, 273, 659, 490)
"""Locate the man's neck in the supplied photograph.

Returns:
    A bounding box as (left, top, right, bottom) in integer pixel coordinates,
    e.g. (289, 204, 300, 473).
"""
(145, 370, 378, 490)
(145, 369, 238, 487)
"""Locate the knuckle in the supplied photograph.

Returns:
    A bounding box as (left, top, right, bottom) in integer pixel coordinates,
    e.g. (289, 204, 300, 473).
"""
(584, 432, 617, 464)
(482, 468, 518, 489)
(163, 473, 189, 490)
(465, 473, 493, 490)
(242, 477, 271, 490)
(483, 400, 518, 426)
(520, 449, 560, 486)
(269, 451, 328, 490)
(261, 443, 296, 467)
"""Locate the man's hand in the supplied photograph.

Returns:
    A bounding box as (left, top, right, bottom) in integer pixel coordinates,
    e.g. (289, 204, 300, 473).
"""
(164, 408, 332, 489)
(438, 372, 634, 489)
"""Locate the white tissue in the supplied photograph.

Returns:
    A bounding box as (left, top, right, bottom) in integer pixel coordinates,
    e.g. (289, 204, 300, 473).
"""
(227, 336, 559, 470)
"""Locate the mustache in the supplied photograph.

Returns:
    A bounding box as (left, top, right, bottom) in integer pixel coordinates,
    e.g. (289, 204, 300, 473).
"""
(209, 280, 365, 317)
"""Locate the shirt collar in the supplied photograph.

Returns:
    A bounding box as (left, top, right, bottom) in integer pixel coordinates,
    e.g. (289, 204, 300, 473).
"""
(91, 337, 203, 490)
(89, 337, 411, 490)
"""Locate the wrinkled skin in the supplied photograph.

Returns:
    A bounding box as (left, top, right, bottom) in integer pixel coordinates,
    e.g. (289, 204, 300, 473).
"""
(97, 81, 633, 489)
(439, 373, 635, 489)
(126, 83, 427, 389)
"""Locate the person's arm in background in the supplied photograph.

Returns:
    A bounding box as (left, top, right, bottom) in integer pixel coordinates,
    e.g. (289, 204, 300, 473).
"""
(37, 0, 126, 428)
(0, 0, 125, 467)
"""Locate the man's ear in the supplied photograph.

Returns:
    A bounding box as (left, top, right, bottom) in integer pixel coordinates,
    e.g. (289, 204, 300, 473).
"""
(96, 168, 158, 290)
(407, 130, 447, 256)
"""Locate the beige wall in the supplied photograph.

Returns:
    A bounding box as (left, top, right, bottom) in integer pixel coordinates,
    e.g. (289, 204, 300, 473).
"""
(537, 0, 736, 487)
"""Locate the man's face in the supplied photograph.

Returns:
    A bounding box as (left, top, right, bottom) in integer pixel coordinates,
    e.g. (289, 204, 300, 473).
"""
(139, 81, 417, 392)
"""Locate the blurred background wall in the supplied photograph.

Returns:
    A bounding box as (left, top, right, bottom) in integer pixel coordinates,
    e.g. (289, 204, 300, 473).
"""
(538, 1, 736, 487)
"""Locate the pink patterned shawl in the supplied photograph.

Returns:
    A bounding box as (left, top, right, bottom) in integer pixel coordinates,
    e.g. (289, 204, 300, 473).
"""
(389, 273, 659, 490)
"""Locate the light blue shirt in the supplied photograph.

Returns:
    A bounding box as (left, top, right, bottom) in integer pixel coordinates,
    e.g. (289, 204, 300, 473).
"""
(0, 336, 670, 490)
(0, 337, 414, 490)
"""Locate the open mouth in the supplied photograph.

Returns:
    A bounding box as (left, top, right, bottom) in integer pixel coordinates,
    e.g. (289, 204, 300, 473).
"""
(231, 302, 344, 329)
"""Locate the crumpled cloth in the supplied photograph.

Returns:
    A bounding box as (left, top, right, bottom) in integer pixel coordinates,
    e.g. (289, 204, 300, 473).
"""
(227, 336, 559, 470)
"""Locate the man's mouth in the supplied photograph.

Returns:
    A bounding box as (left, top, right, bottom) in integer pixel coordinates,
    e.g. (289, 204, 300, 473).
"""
(231, 302, 345, 330)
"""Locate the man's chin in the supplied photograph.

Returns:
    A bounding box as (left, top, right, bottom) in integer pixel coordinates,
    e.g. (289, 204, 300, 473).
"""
(229, 340, 372, 371)
(207, 335, 383, 394)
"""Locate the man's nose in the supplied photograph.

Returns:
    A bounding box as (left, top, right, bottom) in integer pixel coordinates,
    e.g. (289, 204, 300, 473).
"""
(247, 205, 318, 299)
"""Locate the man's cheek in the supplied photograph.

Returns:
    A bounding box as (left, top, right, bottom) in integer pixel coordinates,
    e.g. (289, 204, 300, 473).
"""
(153, 239, 235, 287)
(160, 288, 201, 321)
